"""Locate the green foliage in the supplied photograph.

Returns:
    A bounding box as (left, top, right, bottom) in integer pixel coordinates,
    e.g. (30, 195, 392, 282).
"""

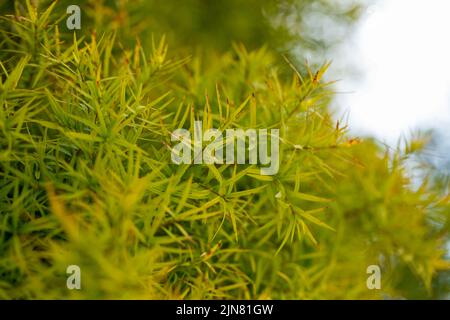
(0, 1, 448, 299)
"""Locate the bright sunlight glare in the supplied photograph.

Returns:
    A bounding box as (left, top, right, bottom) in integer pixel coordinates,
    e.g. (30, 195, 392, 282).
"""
(339, 0, 450, 144)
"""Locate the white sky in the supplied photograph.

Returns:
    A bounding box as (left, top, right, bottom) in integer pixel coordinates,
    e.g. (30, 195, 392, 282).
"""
(337, 0, 450, 144)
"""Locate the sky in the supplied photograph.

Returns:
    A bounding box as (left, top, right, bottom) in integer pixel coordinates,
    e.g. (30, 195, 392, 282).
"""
(336, 0, 450, 145)
(332, 0, 450, 271)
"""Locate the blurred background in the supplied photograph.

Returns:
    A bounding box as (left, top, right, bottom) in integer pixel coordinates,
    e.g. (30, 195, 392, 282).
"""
(324, 0, 450, 298)
(330, 0, 450, 179)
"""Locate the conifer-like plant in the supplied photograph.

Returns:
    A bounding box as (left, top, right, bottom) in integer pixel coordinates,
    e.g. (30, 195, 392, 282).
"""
(0, 1, 448, 299)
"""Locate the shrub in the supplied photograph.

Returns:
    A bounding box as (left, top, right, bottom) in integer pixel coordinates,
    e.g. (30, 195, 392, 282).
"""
(0, 1, 448, 299)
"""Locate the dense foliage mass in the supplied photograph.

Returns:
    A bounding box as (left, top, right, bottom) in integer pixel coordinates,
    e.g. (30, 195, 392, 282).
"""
(0, 1, 448, 299)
